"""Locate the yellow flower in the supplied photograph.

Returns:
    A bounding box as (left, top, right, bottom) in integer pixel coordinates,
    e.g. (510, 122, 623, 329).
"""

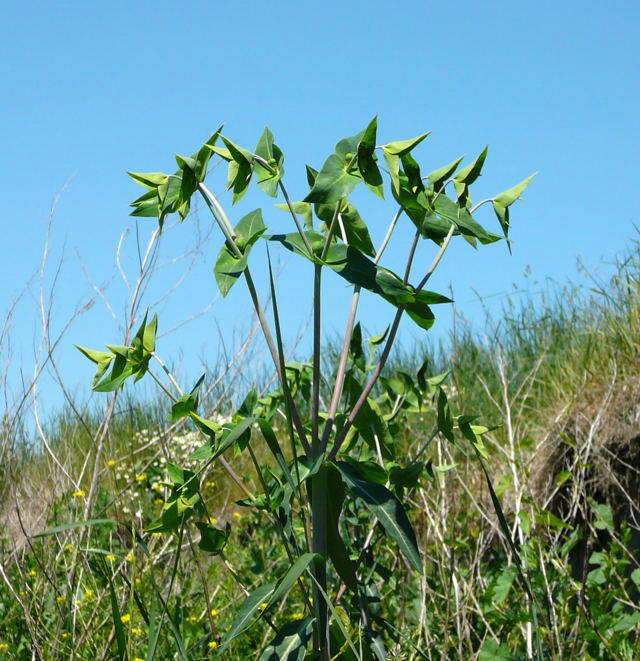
(232, 512, 242, 520)
(106, 554, 117, 562)
(152, 483, 163, 491)
(83, 589, 95, 600)
(72, 490, 86, 499)
(64, 544, 74, 551)
(106, 460, 116, 468)
(134, 578, 142, 587)
(208, 517, 217, 525)
(131, 627, 142, 636)
(27, 570, 37, 578)
(56, 595, 66, 604)
(186, 615, 198, 623)
(152, 532, 162, 538)
(0, 643, 8, 652)
(135, 474, 147, 482)
(134, 658, 146, 661)
(291, 613, 303, 620)
(120, 613, 131, 624)
(210, 608, 218, 617)
(258, 602, 268, 611)
(125, 553, 134, 563)
(154, 498, 164, 506)
(208, 641, 219, 650)
(61, 632, 70, 640)
(204, 481, 216, 488)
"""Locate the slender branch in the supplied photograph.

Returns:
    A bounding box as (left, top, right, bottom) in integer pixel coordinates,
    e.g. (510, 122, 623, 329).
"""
(328, 223, 456, 461)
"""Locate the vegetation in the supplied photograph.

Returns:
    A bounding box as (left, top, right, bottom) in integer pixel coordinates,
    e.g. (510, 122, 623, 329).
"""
(1, 121, 639, 660)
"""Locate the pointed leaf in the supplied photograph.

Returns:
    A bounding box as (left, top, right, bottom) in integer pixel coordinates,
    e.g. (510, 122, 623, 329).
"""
(383, 132, 430, 156)
(454, 147, 488, 185)
(357, 117, 384, 198)
(304, 154, 361, 204)
(259, 618, 314, 661)
(334, 462, 422, 572)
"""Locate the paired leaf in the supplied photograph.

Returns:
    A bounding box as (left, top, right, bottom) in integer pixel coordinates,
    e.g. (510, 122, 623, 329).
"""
(255, 127, 285, 197)
(492, 173, 537, 240)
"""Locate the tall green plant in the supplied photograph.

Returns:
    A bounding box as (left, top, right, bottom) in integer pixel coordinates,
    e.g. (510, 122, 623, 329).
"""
(78, 118, 534, 659)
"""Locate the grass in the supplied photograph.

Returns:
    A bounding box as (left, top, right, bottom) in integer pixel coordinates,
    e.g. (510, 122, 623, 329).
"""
(1, 240, 640, 658)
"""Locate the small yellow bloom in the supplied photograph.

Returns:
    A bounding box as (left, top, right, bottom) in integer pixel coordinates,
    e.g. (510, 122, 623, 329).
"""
(0, 643, 9, 651)
(134, 658, 146, 661)
(106, 554, 117, 562)
(27, 570, 37, 578)
(152, 532, 162, 537)
(152, 483, 163, 491)
(61, 632, 70, 640)
(154, 498, 164, 506)
(232, 512, 242, 520)
(72, 490, 86, 499)
(125, 553, 134, 563)
(19, 590, 26, 597)
(84, 589, 95, 600)
(120, 613, 131, 624)
(134, 578, 142, 587)
(208, 641, 219, 650)
(64, 544, 74, 551)
(131, 627, 142, 636)
(210, 608, 218, 617)
(258, 602, 268, 611)
(56, 595, 66, 604)
(291, 613, 303, 620)
(186, 615, 198, 623)
(106, 460, 116, 468)
(135, 474, 147, 482)
(204, 481, 216, 488)
(208, 517, 217, 525)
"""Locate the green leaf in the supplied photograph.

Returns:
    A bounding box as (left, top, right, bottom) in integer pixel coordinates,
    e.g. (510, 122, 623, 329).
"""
(32, 518, 116, 538)
(107, 573, 129, 661)
(221, 136, 254, 203)
(130, 188, 161, 219)
(195, 521, 229, 554)
(491, 565, 516, 604)
(326, 465, 358, 592)
(93, 355, 134, 392)
(265, 553, 320, 613)
(478, 639, 511, 661)
(436, 388, 455, 442)
(431, 194, 501, 245)
(189, 417, 255, 461)
(383, 132, 430, 156)
(128, 172, 168, 189)
(255, 126, 284, 197)
(314, 200, 375, 257)
(219, 582, 277, 653)
(169, 375, 204, 421)
(427, 156, 464, 191)
(493, 173, 537, 239)
(303, 153, 361, 204)
(454, 147, 488, 185)
(357, 117, 384, 199)
(214, 209, 266, 296)
(334, 462, 422, 573)
(259, 618, 314, 661)
(274, 201, 313, 230)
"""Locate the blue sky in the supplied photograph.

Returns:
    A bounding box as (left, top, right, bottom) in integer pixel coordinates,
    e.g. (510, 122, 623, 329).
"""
(2, 1, 639, 413)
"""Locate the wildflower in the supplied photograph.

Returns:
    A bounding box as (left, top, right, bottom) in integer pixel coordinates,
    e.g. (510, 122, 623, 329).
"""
(61, 632, 70, 640)
(186, 615, 198, 623)
(56, 595, 66, 604)
(208, 641, 219, 650)
(208, 516, 217, 525)
(258, 602, 268, 611)
(0, 643, 8, 652)
(125, 553, 134, 563)
(131, 627, 142, 636)
(106, 459, 116, 467)
(204, 481, 216, 488)
(232, 512, 242, 520)
(152, 532, 162, 537)
(135, 474, 147, 483)
(134, 658, 146, 661)
(210, 608, 218, 617)
(106, 554, 117, 563)
(83, 589, 95, 600)
(72, 490, 86, 499)
(27, 570, 37, 578)
(64, 544, 74, 551)
(120, 613, 131, 624)
(152, 483, 163, 491)
(154, 498, 164, 506)
(291, 613, 303, 620)
(134, 578, 142, 587)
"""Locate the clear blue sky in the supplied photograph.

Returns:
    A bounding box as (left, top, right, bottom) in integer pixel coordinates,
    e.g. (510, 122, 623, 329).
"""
(2, 1, 639, 413)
